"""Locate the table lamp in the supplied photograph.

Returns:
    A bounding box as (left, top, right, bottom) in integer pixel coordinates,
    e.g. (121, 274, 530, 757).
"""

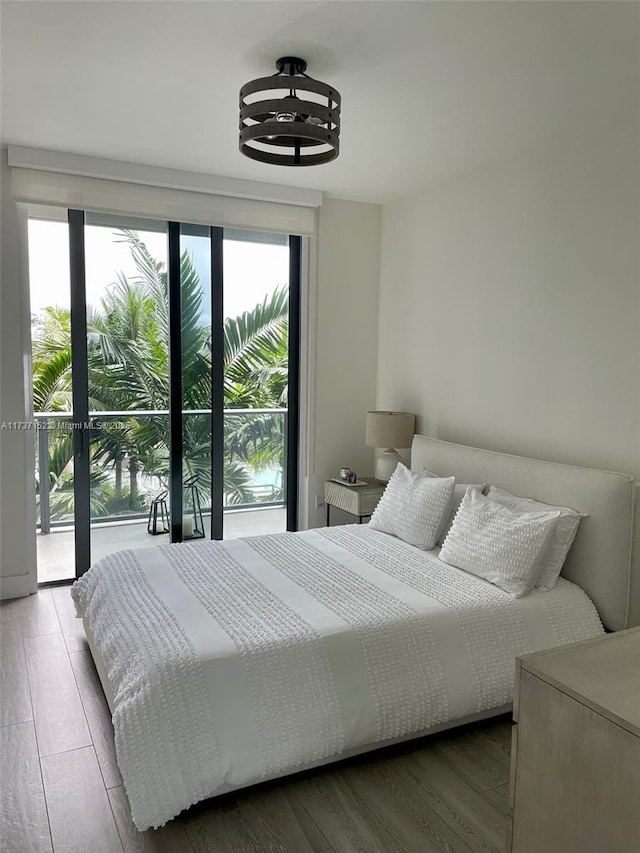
(365, 411, 416, 481)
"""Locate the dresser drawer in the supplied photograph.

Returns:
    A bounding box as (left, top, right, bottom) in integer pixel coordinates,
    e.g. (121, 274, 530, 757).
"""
(511, 669, 640, 852)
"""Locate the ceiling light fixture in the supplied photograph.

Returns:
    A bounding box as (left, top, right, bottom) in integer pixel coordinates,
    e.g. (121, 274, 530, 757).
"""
(239, 57, 341, 166)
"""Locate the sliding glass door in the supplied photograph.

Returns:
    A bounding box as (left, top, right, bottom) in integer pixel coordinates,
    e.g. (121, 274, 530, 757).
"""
(28, 208, 301, 582)
(179, 224, 214, 540)
(28, 215, 76, 583)
(222, 229, 295, 538)
(83, 213, 170, 567)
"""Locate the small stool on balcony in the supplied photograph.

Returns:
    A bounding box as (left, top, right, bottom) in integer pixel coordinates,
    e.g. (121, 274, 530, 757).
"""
(147, 490, 169, 535)
(183, 475, 205, 539)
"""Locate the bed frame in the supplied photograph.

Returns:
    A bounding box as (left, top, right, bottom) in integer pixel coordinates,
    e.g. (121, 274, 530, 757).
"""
(84, 435, 637, 802)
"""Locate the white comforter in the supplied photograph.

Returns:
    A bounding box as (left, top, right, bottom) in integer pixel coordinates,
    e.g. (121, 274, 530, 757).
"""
(71, 525, 603, 830)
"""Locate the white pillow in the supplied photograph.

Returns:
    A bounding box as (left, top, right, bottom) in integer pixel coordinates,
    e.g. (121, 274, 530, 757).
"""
(370, 463, 455, 550)
(487, 486, 583, 591)
(423, 469, 487, 546)
(439, 488, 559, 597)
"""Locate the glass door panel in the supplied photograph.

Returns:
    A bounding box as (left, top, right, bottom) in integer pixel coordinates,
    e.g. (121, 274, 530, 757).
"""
(28, 215, 76, 582)
(83, 212, 169, 565)
(180, 224, 212, 540)
(29, 209, 300, 583)
(222, 229, 289, 538)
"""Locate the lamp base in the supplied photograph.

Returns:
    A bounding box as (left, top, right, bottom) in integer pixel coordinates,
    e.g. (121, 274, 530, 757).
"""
(375, 448, 401, 482)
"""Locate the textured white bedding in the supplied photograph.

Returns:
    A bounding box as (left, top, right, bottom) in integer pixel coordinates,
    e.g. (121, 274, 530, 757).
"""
(71, 524, 604, 830)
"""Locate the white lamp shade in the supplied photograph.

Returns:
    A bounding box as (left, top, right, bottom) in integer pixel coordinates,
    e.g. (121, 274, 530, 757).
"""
(365, 411, 415, 450)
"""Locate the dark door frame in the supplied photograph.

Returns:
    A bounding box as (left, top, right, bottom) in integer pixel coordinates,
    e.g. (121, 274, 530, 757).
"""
(68, 209, 91, 576)
(209, 226, 225, 540)
(286, 235, 301, 532)
(167, 222, 184, 543)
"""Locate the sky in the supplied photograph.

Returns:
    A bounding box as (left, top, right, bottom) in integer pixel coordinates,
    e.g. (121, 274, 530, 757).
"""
(27, 219, 289, 324)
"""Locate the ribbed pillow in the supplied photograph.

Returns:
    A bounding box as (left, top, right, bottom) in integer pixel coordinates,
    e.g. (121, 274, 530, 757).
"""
(423, 469, 486, 546)
(440, 488, 559, 597)
(487, 486, 583, 591)
(370, 463, 455, 550)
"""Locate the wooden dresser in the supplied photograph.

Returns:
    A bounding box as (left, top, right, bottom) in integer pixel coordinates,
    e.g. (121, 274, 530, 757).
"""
(509, 628, 640, 853)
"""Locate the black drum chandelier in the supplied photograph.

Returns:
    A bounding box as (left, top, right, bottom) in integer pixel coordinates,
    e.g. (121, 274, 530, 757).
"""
(239, 57, 341, 166)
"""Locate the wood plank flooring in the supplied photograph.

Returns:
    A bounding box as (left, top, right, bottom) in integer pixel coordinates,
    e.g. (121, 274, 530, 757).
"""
(0, 587, 511, 853)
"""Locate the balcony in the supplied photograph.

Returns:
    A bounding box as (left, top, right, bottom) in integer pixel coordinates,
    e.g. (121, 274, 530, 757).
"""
(35, 409, 287, 583)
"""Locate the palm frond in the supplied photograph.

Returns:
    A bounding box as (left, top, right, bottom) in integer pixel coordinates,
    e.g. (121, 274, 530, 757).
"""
(32, 232, 292, 520)
(32, 349, 73, 412)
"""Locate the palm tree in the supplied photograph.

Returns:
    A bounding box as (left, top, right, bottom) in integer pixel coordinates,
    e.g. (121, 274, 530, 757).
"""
(32, 229, 289, 520)
(31, 307, 73, 412)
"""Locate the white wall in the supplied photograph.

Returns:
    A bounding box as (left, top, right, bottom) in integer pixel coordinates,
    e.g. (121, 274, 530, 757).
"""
(303, 197, 380, 528)
(377, 113, 640, 479)
(0, 153, 38, 597)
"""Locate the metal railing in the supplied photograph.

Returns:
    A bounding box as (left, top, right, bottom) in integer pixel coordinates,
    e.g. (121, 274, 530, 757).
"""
(34, 408, 287, 533)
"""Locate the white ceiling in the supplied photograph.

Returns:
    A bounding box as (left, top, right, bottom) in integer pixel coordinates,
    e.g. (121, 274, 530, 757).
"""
(1, 1, 638, 204)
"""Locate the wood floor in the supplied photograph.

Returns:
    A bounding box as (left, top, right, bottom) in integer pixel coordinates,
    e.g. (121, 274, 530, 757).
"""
(1, 587, 511, 853)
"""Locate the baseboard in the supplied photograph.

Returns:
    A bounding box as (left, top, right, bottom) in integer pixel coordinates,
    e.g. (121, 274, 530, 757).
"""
(0, 573, 36, 600)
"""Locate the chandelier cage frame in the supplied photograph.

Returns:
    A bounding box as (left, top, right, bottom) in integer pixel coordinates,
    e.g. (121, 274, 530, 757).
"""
(239, 57, 341, 166)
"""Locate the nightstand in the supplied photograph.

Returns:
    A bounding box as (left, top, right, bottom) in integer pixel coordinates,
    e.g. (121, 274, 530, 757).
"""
(509, 627, 640, 852)
(323, 477, 386, 525)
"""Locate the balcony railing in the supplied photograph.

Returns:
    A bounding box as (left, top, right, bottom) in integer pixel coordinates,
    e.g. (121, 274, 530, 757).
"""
(34, 408, 287, 533)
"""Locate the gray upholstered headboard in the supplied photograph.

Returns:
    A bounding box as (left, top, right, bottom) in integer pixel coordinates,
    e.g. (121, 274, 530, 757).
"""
(410, 435, 635, 632)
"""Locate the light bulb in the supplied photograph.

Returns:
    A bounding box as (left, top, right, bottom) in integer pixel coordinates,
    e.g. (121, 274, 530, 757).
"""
(305, 115, 324, 126)
(275, 111, 296, 123)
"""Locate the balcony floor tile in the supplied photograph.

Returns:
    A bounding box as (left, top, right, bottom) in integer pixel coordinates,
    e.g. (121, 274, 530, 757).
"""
(36, 508, 286, 583)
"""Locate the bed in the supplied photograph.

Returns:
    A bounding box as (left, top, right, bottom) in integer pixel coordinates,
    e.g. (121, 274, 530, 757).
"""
(71, 435, 636, 830)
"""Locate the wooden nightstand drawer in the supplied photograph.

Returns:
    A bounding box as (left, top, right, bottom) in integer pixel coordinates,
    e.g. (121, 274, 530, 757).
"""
(324, 478, 385, 525)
